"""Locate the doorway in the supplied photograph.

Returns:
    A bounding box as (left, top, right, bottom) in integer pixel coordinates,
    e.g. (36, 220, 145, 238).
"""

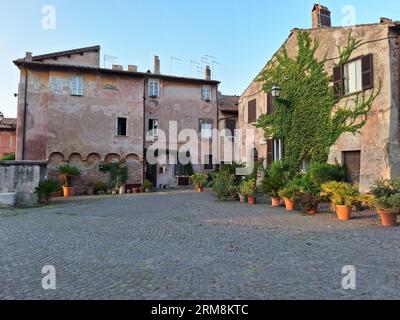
(343, 151, 361, 188)
(146, 163, 157, 188)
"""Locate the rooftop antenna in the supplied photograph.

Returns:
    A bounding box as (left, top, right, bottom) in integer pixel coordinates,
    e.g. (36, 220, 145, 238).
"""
(190, 61, 200, 77)
(104, 54, 118, 68)
(170, 57, 181, 75)
(211, 60, 220, 80)
(197, 66, 205, 78)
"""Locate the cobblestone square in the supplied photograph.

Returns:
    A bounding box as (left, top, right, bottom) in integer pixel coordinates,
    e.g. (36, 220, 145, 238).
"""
(1, 191, 399, 299)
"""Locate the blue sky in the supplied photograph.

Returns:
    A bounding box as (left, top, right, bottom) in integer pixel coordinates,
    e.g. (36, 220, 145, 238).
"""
(1, 0, 399, 117)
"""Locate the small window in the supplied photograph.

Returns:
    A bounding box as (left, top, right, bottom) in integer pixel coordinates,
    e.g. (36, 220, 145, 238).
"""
(117, 118, 127, 136)
(71, 75, 84, 96)
(344, 59, 362, 94)
(200, 119, 213, 140)
(149, 119, 159, 136)
(273, 139, 283, 162)
(202, 85, 211, 101)
(149, 79, 160, 97)
(204, 155, 213, 170)
(248, 99, 257, 123)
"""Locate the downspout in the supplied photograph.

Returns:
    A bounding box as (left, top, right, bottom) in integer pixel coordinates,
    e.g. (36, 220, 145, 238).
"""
(22, 63, 28, 160)
(216, 85, 220, 165)
(142, 75, 147, 184)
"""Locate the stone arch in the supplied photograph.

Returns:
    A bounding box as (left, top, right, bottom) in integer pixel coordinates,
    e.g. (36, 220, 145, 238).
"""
(125, 153, 140, 163)
(86, 152, 102, 164)
(48, 152, 65, 181)
(104, 153, 121, 163)
(49, 152, 65, 164)
(68, 153, 84, 164)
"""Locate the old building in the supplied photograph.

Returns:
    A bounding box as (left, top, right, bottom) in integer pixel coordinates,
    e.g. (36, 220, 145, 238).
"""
(0, 113, 16, 158)
(238, 4, 400, 192)
(13, 46, 220, 192)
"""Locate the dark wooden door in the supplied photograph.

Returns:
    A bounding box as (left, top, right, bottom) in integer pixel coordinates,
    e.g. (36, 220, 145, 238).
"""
(343, 151, 361, 187)
(146, 164, 157, 188)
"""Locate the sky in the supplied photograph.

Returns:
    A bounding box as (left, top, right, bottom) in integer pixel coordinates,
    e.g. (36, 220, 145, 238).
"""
(0, 0, 399, 117)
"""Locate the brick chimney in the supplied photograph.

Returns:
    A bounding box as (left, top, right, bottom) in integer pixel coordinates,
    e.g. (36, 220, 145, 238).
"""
(112, 64, 123, 71)
(25, 52, 33, 61)
(153, 56, 160, 74)
(205, 66, 211, 80)
(312, 4, 331, 28)
(128, 65, 138, 72)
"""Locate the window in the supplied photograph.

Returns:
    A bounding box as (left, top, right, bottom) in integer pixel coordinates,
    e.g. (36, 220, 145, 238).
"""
(247, 99, 257, 123)
(267, 138, 283, 166)
(200, 119, 213, 140)
(202, 85, 211, 101)
(71, 75, 84, 96)
(149, 79, 160, 97)
(204, 154, 213, 170)
(117, 118, 127, 136)
(333, 54, 374, 97)
(273, 139, 283, 162)
(149, 119, 159, 136)
(343, 59, 362, 94)
(225, 119, 236, 136)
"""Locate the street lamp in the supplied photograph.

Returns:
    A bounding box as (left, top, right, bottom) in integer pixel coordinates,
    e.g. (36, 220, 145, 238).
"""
(271, 85, 281, 98)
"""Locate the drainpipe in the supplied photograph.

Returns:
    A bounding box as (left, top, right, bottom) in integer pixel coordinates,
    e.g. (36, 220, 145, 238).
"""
(142, 75, 147, 184)
(21, 63, 28, 160)
(216, 85, 220, 165)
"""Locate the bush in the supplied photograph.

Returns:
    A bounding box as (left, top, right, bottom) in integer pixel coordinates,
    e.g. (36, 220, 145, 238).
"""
(370, 179, 400, 211)
(321, 181, 360, 207)
(259, 160, 291, 198)
(143, 179, 153, 190)
(94, 181, 106, 193)
(240, 179, 256, 197)
(1, 153, 15, 161)
(35, 179, 61, 197)
(213, 171, 235, 201)
(278, 178, 302, 201)
(190, 173, 208, 188)
(306, 163, 346, 187)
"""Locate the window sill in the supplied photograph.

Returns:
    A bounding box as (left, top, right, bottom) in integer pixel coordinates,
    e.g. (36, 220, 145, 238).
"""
(115, 135, 129, 138)
(71, 94, 84, 97)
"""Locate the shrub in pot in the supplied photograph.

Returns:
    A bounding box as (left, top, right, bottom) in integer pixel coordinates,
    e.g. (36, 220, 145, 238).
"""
(190, 173, 208, 192)
(260, 160, 290, 207)
(240, 179, 256, 205)
(58, 164, 80, 197)
(143, 179, 153, 193)
(35, 179, 61, 204)
(94, 181, 106, 195)
(213, 171, 235, 201)
(370, 179, 400, 227)
(321, 181, 360, 220)
(278, 185, 300, 211)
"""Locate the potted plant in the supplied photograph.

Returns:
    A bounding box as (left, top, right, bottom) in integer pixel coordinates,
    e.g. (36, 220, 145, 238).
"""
(94, 181, 106, 195)
(229, 185, 240, 201)
(296, 175, 322, 215)
(260, 161, 290, 207)
(300, 193, 321, 215)
(190, 173, 208, 192)
(278, 185, 299, 211)
(240, 179, 256, 205)
(35, 179, 61, 204)
(144, 179, 153, 193)
(370, 179, 400, 227)
(58, 164, 80, 197)
(321, 181, 360, 220)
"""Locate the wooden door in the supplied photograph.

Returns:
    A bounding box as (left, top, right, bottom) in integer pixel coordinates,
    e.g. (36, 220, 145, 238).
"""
(343, 151, 361, 188)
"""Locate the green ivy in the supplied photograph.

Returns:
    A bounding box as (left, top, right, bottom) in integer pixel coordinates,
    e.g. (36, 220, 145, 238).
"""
(256, 31, 380, 173)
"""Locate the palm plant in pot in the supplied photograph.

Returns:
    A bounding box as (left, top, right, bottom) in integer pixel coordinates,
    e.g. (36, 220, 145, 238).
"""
(35, 179, 61, 204)
(190, 173, 208, 192)
(58, 164, 80, 197)
(143, 179, 153, 193)
(321, 181, 360, 220)
(296, 175, 322, 215)
(240, 179, 256, 205)
(278, 180, 301, 211)
(370, 179, 400, 227)
(260, 161, 290, 207)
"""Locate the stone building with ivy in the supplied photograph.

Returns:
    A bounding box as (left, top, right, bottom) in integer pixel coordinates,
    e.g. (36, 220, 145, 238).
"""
(238, 4, 400, 192)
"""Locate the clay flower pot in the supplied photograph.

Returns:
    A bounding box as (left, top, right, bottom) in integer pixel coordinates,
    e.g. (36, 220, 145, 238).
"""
(239, 194, 247, 203)
(377, 209, 398, 227)
(195, 186, 204, 193)
(248, 195, 256, 205)
(283, 198, 295, 211)
(62, 186, 75, 197)
(271, 197, 281, 207)
(306, 205, 318, 215)
(336, 205, 352, 220)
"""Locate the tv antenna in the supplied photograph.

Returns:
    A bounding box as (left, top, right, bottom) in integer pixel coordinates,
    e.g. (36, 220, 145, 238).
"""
(211, 60, 220, 80)
(190, 61, 200, 77)
(170, 57, 181, 75)
(104, 54, 118, 68)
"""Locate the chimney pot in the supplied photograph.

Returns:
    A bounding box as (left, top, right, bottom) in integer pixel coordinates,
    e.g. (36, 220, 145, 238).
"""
(312, 4, 331, 28)
(112, 64, 123, 71)
(205, 66, 211, 80)
(128, 65, 138, 72)
(25, 52, 32, 61)
(153, 56, 160, 74)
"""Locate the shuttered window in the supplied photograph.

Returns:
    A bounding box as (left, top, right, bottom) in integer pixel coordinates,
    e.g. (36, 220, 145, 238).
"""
(333, 54, 374, 97)
(248, 99, 257, 123)
(267, 139, 274, 166)
(266, 93, 275, 115)
(149, 79, 160, 97)
(71, 75, 84, 96)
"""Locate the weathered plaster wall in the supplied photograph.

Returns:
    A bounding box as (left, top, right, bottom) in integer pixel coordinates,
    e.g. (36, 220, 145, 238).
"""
(39, 51, 100, 67)
(0, 129, 16, 158)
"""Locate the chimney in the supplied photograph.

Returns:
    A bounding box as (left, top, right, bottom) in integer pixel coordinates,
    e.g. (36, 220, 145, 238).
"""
(25, 52, 32, 61)
(128, 65, 138, 72)
(112, 64, 123, 71)
(312, 4, 331, 28)
(153, 55, 160, 74)
(380, 17, 393, 24)
(205, 66, 211, 80)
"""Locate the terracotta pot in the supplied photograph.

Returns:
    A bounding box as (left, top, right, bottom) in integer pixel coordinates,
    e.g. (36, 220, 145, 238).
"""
(271, 197, 281, 207)
(50, 190, 63, 198)
(248, 196, 256, 205)
(195, 186, 204, 193)
(86, 187, 94, 196)
(283, 198, 295, 211)
(239, 194, 247, 203)
(132, 188, 138, 193)
(138, 187, 145, 193)
(62, 186, 75, 197)
(377, 209, 398, 227)
(306, 206, 318, 215)
(336, 205, 351, 220)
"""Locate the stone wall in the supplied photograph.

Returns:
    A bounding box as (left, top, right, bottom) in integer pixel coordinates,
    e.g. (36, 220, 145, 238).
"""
(0, 161, 47, 207)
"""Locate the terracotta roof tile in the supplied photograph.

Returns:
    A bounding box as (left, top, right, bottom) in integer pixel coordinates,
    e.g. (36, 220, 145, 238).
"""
(0, 118, 17, 130)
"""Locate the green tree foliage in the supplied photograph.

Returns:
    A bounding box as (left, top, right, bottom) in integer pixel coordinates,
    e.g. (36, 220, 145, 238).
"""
(256, 31, 380, 172)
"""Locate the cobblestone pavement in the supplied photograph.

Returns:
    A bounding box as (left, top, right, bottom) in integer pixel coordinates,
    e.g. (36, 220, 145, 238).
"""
(1, 191, 399, 300)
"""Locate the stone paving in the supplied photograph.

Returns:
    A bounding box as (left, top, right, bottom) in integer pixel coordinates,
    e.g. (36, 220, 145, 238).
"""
(0, 191, 399, 300)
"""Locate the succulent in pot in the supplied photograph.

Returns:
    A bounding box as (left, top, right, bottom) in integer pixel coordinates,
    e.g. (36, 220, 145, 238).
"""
(58, 164, 80, 197)
(190, 173, 208, 192)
